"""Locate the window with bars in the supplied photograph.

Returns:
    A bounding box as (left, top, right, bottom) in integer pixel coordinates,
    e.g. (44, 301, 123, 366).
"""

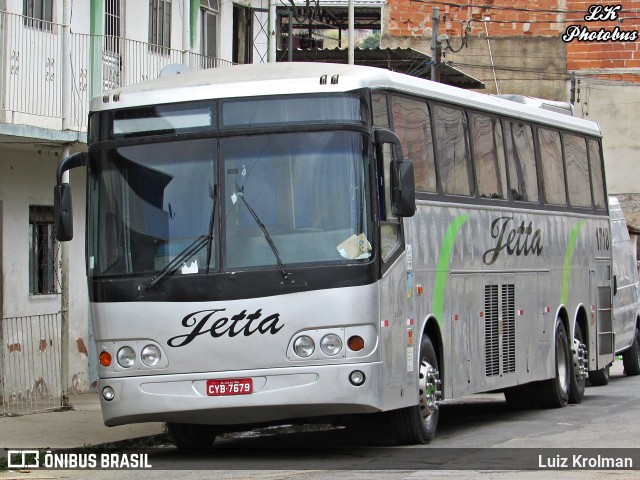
(105, 0, 121, 55)
(23, 0, 54, 30)
(149, 0, 172, 54)
(201, 0, 220, 62)
(29, 206, 59, 295)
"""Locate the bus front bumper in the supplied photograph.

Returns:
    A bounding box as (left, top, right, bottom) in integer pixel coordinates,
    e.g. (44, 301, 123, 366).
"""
(98, 362, 384, 427)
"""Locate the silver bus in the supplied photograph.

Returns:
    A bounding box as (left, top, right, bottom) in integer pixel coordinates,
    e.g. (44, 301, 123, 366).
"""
(54, 63, 614, 447)
(607, 196, 640, 382)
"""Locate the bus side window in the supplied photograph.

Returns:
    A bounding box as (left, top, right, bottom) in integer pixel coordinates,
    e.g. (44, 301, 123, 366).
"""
(380, 143, 401, 262)
(588, 139, 606, 209)
(372, 93, 389, 128)
(471, 114, 507, 199)
(505, 121, 538, 202)
(564, 134, 591, 208)
(391, 95, 436, 193)
(433, 104, 472, 196)
(539, 128, 566, 205)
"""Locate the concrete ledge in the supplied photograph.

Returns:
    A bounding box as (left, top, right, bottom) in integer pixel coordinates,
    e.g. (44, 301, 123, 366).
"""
(0, 123, 86, 145)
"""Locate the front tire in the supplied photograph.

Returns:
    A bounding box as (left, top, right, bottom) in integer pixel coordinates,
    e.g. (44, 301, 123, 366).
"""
(622, 325, 640, 376)
(167, 423, 217, 449)
(537, 319, 571, 408)
(389, 335, 441, 445)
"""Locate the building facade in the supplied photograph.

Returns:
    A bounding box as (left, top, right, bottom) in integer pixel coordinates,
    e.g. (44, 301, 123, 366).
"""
(0, 0, 268, 413)
(382, 0, 640, 197)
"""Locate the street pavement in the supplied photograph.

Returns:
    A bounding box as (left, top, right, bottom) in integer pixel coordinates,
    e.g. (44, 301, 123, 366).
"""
(0, 362, 631, 450)
(0, 393, 166, 449)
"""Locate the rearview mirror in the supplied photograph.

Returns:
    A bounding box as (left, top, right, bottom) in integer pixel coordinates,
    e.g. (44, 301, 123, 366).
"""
(391, 159, 416, 217)
(374, 128, 416, 218)
(53, 152, 88, 242)
(54, 183, 73, 241)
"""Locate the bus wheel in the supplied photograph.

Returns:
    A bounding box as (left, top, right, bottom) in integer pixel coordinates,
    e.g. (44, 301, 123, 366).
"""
(167, 423, 217, 449)
(568, 322, 587, 404)
(622, 325, 640, 376)
(538, 319, 570, 408)
(588, 364, 610, 386)
(389, 336, 441, 445)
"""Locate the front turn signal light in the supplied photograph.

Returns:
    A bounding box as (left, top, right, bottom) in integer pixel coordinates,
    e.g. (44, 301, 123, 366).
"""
(99, 351, 112, 367)
(347, 336, 365, 352)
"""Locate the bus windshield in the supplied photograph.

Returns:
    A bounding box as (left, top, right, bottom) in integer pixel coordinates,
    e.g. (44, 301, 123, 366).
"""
(88, 130, 372, 277)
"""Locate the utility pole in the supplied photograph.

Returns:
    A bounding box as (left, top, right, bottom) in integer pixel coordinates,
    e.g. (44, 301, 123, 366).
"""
(431, 7, 441, 83)
(182, 0, 190, 67)
(348, 0, 355, 64)
(269, 0, 277, 62)
(60, 1, 72, 408)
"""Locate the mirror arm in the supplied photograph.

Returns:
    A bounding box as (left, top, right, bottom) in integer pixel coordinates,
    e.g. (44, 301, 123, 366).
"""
(374, 128, 404, 162)
(56, 152, 88, 186)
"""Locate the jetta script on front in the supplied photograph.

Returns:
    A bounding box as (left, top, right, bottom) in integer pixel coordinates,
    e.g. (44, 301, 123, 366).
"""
(167, 309, 284, 347)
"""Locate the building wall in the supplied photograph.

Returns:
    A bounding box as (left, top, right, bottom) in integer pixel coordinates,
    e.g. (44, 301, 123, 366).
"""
(382, 0, 640, 195)
(1, 147, 61, 318)
(573, 78, 640, 195)
(1, 0, 270, 397)
(0, 144, 91, 394)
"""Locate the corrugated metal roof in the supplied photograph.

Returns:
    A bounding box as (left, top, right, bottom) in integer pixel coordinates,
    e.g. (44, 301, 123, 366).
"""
(279, 47, 485, 89)
(285, 0, 385, 5)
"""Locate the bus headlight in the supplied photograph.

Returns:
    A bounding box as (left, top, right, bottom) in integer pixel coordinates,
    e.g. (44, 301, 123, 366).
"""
(141, 344, 161, 367)
(116, 346, 136, 368)
(320, 334, 343, 356)
(293, 335, 315, 357)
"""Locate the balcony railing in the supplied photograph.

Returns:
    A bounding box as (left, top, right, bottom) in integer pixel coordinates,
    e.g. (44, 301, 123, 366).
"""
(1, 10, 233, 133)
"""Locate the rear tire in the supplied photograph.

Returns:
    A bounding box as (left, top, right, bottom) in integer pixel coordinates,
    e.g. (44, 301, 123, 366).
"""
(588, 364, 610, 386)
(537, 319, 570, 409)
(389, 335, 440, 445)
(167, 423, 217, 449)
(622, 325, 640, 376)
(568, 322, 586, 404)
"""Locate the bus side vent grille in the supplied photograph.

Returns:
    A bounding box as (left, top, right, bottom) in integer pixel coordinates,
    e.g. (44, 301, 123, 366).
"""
(502, 284, 516, 374)
(484, 285, 500, 377)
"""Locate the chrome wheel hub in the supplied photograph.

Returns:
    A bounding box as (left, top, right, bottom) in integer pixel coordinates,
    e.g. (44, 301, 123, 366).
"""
(572, 339, 588, 379)
(418, 358, 441, 418)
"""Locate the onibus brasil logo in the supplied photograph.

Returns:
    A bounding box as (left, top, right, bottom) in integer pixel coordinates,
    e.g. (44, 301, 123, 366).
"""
(6, 450, 152, 469)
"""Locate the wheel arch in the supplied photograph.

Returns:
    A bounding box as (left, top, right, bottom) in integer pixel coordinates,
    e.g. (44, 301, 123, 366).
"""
(573, 304, 589, 342)
(556, 305, 570, 336)
(422, 315, 443, 397)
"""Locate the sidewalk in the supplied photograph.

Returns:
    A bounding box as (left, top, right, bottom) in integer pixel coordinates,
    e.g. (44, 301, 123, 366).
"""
(0, 394, 167, 449)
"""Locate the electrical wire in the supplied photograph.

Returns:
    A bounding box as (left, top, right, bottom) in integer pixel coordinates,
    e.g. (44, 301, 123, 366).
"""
(412, 0, 640, 16)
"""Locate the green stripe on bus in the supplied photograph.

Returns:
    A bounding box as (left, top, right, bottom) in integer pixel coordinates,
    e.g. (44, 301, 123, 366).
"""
(561, 220, 586, 306)
(433, 214, 470, 325)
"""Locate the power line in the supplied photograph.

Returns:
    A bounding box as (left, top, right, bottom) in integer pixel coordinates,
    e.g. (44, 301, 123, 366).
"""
(412, 0, 640, 17)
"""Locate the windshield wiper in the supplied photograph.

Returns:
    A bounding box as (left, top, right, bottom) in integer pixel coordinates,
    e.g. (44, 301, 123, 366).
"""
(147, 235, 209, 288)
(235, 185, 289, 279)
(205, 184, 217, 273)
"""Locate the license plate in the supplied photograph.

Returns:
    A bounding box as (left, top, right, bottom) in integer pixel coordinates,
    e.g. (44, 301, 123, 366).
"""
(206, 378, 253, 396)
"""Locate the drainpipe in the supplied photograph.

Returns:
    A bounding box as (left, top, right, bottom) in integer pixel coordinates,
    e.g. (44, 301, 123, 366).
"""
(182, 0, 190, 67)
(348, 0, 354, 64)
(60, 0, 73, 407)
(269, 0, 276, 62)
(62, 0, 72, 131)
(60, 145, 70, 407)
